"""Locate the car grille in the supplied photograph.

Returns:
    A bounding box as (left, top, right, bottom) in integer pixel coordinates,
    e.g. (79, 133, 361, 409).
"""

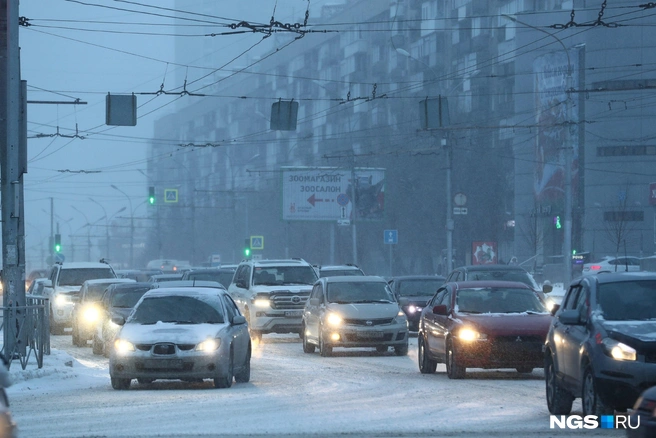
(342, 318, 394, 326)
(269, 291, 310, 310)
(344, 333, 394, 342)
(153, 343, 176, 355)
(494, 335, 544, 344)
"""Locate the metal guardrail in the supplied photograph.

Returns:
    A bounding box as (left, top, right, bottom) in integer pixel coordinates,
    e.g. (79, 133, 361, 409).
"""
(0, 295, 50, 370)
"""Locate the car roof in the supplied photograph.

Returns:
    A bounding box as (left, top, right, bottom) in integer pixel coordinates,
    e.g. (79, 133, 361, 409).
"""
(323, 275, 387, 284)
(320, 265, 362, 270)
(449, 280, 533, 289)
(141, 286, 227, 298)
(107, 282, 154, 291)
(58, 262, 114, 269)
(246, 259, 312, 267)
(83, 278, 133, 285)
(154, 280, 225, 289)
(455, 264, 528, 272)
(390, 275, 446, 281)
(187, 268, 235, 273)
(586, 271, 656, 283)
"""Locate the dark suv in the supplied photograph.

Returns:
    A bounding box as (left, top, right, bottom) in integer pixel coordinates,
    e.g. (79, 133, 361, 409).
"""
(544, 272, 656, 416)
(445, 265, 553, 301)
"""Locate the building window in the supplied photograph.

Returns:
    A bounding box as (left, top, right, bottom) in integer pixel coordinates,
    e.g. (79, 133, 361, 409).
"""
(597, 146, 656, 156)
(603, 211, 644, 222)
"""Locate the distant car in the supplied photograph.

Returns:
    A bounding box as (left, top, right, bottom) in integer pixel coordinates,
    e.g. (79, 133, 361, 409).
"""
(628, 385, 656, 437)
(302, 276, 409, 356)
(26, 269, 48, 290)
(317, 264, 365, 278)
(582, 256, 642, 274)
(148, 273, 184, 283)
(109, 287, 251, 390)
(92, 282, 154, 356)
(116, 269, 161, 282)
(71, 278, 136, 347)
(181, 268, 236, 289)
(418, 281, 551, 379)
(388, 275, 445, 331)
(544, 272, 656, 416)
(153, 280, 225, 290)
(26, 278, 49, 296)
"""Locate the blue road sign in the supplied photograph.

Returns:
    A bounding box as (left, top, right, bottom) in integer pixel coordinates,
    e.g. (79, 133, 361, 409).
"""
(384, 229, 398, 245)
(164, 188, 178, 203)
(250, 236, 264, 250)
(336, 193, 349, 207)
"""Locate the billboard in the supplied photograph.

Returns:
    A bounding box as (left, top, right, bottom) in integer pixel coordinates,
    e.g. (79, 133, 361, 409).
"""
(282, 167, 385, 221)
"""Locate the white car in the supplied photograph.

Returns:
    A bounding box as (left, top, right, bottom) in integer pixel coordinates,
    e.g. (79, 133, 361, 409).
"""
(582, 256, 642, 274)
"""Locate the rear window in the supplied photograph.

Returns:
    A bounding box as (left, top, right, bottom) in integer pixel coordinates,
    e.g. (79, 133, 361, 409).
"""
(320, 269, 364, 277)
(398, 279, 443, 297)
(467, 270, 539, 290)
(596, 280, 656, 321)
(59, 268, 115, 287)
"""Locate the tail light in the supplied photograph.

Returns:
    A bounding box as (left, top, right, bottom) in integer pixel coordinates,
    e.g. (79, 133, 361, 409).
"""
(590, 265, 602, 270)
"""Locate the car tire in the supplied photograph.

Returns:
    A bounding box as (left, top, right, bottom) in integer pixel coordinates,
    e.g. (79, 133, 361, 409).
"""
(104, 339, 111, 358)
(137, 378, 154, 385)
(516, 366, 533, 374)
(111, 377, 131, 390)
(394, 343, 408, 356)
(376, 346, 388, 353)
(582, 367, 613, 416)
(446, 340, 466, 379)
(319, 330, 332, 357)
(72, 325, 82, 347)
(234, 346, 251, 383)
(249, 330, 262, 343)
(302, 328, 315, 354)
(214, 350, 234, 389)
(92, 335, 103, 355)
(418, 336, 437, 374)
(545, 356, 574, 415)
(49, 310, 65, 335)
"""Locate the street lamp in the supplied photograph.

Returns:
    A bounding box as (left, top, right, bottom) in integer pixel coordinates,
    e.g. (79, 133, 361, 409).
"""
(111, 185, 134, 268)
(502, 14, 573, 285)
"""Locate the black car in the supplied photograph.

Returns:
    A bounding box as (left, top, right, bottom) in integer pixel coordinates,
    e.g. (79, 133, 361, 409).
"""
(544, 272, 656, 416)
(388, 275, 445, 331)
(181, 268, 237, 289)
(628, 385, 656, 437)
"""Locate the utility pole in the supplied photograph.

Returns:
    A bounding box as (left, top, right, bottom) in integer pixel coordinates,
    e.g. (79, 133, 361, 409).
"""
(350, 165, 358, 265)
(443, 137, 453, 273)
(1, 0, 27, 359)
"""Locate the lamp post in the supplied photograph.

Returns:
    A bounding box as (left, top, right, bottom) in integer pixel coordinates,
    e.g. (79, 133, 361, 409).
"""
(111, 185, 134, 267)
(503, 14, 573, 285)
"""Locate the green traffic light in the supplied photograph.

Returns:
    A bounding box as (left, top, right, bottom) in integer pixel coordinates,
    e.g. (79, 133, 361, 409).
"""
(244, 248, 251, 257)
(55, 244, 61, 253)
(149, 196, 155, 205)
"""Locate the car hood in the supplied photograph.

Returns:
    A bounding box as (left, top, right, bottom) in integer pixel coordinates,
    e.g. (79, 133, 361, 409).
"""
(398, 296, 432, 306)
(602, 320, 656, 345)
(54, 286, 80, 295)
(327, 302, 399, 319)
(456, 313, 552, 336)
(118, 321, 230, 344)
(251, 285, 312, 294)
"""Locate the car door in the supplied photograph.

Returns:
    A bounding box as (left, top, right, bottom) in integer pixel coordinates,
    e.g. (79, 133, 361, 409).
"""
(424, 287, 448, 357)
(554, 284, 583, 386)
(222, 294, 249, 364)
(230, 265, 250, 312)
(563, 284, 590, 389)
(304, 283, 323, 342)
(431, 287, 453, 360)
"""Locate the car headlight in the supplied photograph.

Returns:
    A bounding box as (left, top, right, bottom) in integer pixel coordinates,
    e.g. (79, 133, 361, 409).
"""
(253, 298, 270, 308)
(397, 310, 406, 317)
(196, 338, 220, 352)
(326, 312, 343, 327)
(602, 338, 637, 361)
(114, 339, 135, 354)
(54, 295, 70, 306)
(83, 306, 100, 323)
(458, 328, 487, 342)
(406, 306, 417, 314)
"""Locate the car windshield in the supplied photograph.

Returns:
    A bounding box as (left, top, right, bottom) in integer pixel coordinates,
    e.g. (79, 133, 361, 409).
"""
(320, 269, 364, 277)
(455, 288, 547, 314)
(467, 270, 539, 290)
(58, 268, 114, 287)
(397, 279, 443, 297)
(86, 283, 114, 301)
(188, 271, 234, 288)
(129, 295, 225, 324)
(326, 282, 395, 303)
(596, 280, 656, 321)
(253, 266, 317, 286)
(111, 289, 150, 308)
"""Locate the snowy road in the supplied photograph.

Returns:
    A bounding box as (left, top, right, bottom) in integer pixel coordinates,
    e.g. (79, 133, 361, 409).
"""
(8, 334, 617, 437)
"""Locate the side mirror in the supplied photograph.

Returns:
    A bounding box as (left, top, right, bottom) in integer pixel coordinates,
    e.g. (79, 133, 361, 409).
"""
(550, 303, 561, 317)
(432, 304, 448, 316)
(309, 298, 320, 306)
(111, 316, 126, 326)
(42, 280, 53, 288)
(558, 309, 581, 325)
(543, 284, 553, 294)
(232, 315, 246, 325)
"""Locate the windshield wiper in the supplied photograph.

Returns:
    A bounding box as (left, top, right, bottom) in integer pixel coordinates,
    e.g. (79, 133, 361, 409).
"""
(459, 310, 483, 314)
(352, 299, 394, 304)
(172, 320, 198, 325)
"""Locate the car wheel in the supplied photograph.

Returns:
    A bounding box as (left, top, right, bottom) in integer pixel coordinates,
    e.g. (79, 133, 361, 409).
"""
(545, 356, 574, 415)
(92, 335, 103, 355)
(376, 346, 388, 353)
(394, 343, 408, 356)
(446, 340, 466, 379)
(214, 350, 234, 389)
(110, 377, 131, 390)
(249, 330, 262, 343)
(418, 336, 437, 374)
(582, 367, 612, 416)
(234, 345, 251, 383)
(137, 378, 154, 385)
(302, 328, 315, 354)
(516, 366, 533, 374)
(104, 339, 111, 358)
(319, 330, 332, 357)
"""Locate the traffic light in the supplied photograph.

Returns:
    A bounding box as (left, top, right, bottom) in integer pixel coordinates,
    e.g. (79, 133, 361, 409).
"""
(54, 233, 62, 253)
(553, 215, 562, 229)
(148, 186, 155, 205)
(244, 238, 251, 258)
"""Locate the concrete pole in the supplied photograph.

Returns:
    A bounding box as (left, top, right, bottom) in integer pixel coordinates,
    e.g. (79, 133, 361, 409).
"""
(444, 138, 453, 273)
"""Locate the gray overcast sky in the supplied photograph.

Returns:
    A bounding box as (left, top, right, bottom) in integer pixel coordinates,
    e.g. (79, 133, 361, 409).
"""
(18, 0, 326, 268)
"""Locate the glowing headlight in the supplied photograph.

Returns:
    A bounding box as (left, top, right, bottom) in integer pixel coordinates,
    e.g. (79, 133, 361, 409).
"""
(114, 339, 135, 354)
(545, 299, 556, 312)
(407, 306, 417, 314)
(397, 310, 406, 317)
(54, 295, 70, 306)
(326, 313, 343, 326)
(458, 328, 487, 342)
(603, 338, 636, 361)
(83, 306, 100, 323)
(253, 298, 270, 308)
(196, 338, 220, 352)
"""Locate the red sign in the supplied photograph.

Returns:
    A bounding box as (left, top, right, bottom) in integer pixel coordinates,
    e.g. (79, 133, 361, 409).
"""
(472, 241, 498, 265)
(650, 182, 656, 206)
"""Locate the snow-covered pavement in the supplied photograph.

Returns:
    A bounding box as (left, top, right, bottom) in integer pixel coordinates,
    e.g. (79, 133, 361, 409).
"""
(6, 334, 617, 437)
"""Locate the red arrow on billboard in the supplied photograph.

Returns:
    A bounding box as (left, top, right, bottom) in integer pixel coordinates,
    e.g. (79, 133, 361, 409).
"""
(307, 194, 326, 206)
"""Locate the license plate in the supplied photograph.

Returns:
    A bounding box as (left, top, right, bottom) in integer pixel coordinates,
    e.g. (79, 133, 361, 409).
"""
(284, 310, 303, 317)
(143, 359, 183, 370)
(359, 331, 384, 339)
